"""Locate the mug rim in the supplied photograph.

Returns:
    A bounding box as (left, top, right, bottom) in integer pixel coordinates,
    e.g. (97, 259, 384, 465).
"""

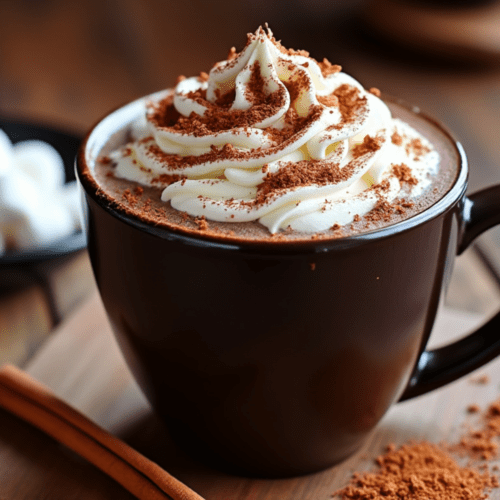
(76, 93, 468, 255)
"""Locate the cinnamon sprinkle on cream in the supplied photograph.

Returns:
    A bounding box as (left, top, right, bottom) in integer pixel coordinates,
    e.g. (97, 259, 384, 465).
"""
(406, 137, 431, 160)
(198, 71, 209, 82)
(351, 135, 382, 159)
(98, 155, 112, 164)
(194, 216, 208, 231)
(318, 58, 342, 77)
(258, 159, 351, 196)
(101, 26, 446, 241)
(392, 163, 418, 185)
(391, 131, 403, 146)
(333, 84, 368, 124)
(317, 94, 339, 107)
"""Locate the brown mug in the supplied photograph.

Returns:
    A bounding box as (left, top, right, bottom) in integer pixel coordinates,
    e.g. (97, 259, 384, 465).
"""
(77, 96, 500, 477)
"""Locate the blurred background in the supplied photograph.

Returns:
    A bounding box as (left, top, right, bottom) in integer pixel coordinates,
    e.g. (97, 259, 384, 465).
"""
(1, 0, 500, 364)
(1, 0, 500, 188)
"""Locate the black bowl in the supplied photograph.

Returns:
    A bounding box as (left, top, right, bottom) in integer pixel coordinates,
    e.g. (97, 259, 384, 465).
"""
(0, 118, 86, 267)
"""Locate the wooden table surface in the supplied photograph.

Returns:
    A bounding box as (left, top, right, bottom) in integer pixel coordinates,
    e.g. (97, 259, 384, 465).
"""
(1, 1, 500, 498)
(1, 0, 500, 350)
(0, 248, 499, 499)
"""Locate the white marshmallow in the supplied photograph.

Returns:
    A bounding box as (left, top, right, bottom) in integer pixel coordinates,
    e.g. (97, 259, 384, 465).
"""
(0, 129, 14, 177)
(0, 129, 82, 253)
(60, 181, 83, 229)
(13, 140, 65, 191)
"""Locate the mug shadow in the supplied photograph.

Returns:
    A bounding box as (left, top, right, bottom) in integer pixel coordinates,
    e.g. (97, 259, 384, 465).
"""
(114, 410, 250, 496)
(112, 405, 454, 499)
(0, 396, 480, 500)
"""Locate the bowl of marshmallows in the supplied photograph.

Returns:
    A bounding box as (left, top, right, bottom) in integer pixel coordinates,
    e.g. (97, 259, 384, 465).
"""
(0, 119, 85, 265)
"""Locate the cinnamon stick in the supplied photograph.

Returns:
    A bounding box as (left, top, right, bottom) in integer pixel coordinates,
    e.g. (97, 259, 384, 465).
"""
(0, 364, 205, 500)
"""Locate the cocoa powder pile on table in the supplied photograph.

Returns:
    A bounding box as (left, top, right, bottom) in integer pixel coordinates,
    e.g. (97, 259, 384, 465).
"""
(452, 399, 500, 461)
(335, 397, 500, 499)
(335, 442, 498, 500)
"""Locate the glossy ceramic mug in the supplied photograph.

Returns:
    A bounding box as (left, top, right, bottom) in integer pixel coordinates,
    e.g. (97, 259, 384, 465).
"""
(77, 97, 500, 477)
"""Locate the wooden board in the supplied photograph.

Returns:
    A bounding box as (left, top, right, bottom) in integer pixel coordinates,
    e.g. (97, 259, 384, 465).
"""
(1, 3, 500, 496)
(0, 251, 95, 368)
(1, 249, 500, 499)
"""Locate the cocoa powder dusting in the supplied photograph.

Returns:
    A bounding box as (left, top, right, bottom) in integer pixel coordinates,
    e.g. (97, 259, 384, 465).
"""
(194, 216, 208, 231)
(98, 155, 112, 164)
(148, 94, 181, 128)
(471, 374, 491, 385)
(392, 163, 418, 185)
(244, 61, 268, 105)
(146, 98, 323, 173)
(257, 159, 352, 197)
(452, 398, 500, 460)
(281, 62, 312, 104)
(143, 34, 364, 180)
(351, 135, 381, 159)
(264, 105, 318, 144)
(97, 26, 450, 244)
(335, 442, 498, 500)
(468, 404, 481, 414)
(255, 136, 384, 205)
(146, 142, 246, 170)
(259, 28, 344, 79)
(149, 73, 288, 137)
(318, 58, 342, 76)
(317, 94, 339, 107)
(336, 390, 500, 499)
(391, 131, 403, 146)
(198, 71, 209, 82)
(365, 199, 404, 223)
(333, 84, 367, 124)
(150, 173, 186, 186)
(122, 189, 140, 208)
(142, 198, 152, 213)
(406, 137, 431, 159)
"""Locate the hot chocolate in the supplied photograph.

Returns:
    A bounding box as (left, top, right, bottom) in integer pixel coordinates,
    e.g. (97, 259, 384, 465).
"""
(89, 27, 458, 242)
(77, 27, 500, 478)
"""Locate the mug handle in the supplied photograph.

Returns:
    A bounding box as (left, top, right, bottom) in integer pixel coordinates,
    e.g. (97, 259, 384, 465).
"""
(400, 185, 500, 401)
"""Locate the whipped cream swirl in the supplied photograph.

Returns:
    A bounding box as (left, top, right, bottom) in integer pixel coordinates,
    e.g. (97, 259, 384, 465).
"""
(111, 27, 439, 234)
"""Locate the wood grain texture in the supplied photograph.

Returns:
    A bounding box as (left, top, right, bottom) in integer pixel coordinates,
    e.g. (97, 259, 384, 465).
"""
(1, 2, 500, 497)
(0, 0, 499, 248)
(0, 251, 95, 368)
(0, 406, 136, 500)
(18, 288, 500, 499)
(0, 249, 496, 499)
(0, 285, 51, 367)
